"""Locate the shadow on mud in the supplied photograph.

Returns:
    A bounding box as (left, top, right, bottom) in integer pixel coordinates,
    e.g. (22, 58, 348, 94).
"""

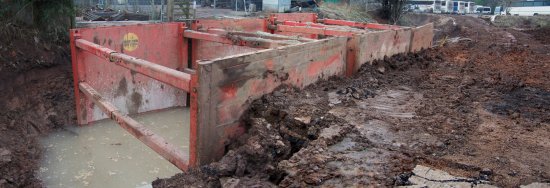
(485, 87, 550, 123)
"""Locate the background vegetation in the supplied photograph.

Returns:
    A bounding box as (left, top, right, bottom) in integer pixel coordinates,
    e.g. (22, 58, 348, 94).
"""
(0, 0, 75, 43)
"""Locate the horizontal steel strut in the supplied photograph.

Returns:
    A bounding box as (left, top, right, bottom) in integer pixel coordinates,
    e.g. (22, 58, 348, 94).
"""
(75, 39, 192, 92)
(79, 82, 189, 171)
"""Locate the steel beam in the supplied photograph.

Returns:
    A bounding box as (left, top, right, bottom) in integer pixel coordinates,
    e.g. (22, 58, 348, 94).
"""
(319, 19, 402, 30)
(269, 24, 357, 37)
(279, 21, 326, 28)
(75, 39, 192, 92)
(183, 30, 295, 48)
(205, 29, 315, 42)
(78, 82, 189, 171)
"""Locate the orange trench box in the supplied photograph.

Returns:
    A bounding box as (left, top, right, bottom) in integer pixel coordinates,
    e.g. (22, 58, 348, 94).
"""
(69, 13, 434, 170)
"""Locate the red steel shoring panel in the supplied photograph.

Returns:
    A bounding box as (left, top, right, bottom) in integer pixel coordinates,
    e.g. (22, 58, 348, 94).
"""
(349, 30, 395, 74)
(191, 19, 268, 68)
(72, 23, 187, 123)
(409, 23, 434, 52)
(74, 39, 192, 91)
(269, 13, 318, 39)
(394, 28, 413, 54)
(349, 28, 412, 74)
(195, 37, 348, 165)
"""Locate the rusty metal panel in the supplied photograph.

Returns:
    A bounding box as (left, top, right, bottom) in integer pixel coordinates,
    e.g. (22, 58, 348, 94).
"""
(352, 30, 395, 73)
(191, 19, 267, 67)
(72, 23, 187, 123)
(196, 37, 348, 164)
(410, 23, 434, 52)
(351, 28, 412, 73)
(394, 28, 413, 55)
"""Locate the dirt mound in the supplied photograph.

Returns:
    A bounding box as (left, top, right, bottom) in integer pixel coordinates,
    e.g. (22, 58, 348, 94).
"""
(492, 15, 550, 29)
(0, 23, 74, 187)
(522, 27, 550, 44)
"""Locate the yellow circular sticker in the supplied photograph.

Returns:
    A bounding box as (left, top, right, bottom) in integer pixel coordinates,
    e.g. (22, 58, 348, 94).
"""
(122, 33, 139, 52)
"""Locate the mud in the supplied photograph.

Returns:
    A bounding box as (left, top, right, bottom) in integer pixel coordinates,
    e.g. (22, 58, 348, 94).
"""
(154, 15, 550, 187)
(0, 24, 74, 187)
(522, 27, 550, 44)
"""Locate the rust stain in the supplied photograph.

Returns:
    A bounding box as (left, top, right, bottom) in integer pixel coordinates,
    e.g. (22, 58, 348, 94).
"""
(115, 78, 128, 97)
(307, 53, 341, 77)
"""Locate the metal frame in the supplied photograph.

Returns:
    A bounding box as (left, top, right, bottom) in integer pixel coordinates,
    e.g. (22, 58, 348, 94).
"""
(71, 32, 194, 170)
(69, 13, 433, 172)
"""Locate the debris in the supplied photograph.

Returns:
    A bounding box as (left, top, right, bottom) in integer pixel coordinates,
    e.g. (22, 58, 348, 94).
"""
(520, 183, 550, 188)
(377, 66, 386, 74)
(405, 165, 495, 187)
(220, 177, 240, 188)
(0, 148, 11, 163)
(294, 116, 311, 124)
(328, 92, 342, 106)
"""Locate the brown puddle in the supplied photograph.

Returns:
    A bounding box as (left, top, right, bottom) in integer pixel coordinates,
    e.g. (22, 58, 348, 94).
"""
(37, 108, 190, 188)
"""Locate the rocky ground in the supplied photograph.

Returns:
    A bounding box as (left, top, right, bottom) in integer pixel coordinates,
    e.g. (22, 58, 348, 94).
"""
(153, 15, 550, 187)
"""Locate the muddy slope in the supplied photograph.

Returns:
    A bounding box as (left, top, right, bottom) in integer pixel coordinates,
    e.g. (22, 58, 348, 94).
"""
(154, 15, 550, 187)
(0, 24, 74, 187)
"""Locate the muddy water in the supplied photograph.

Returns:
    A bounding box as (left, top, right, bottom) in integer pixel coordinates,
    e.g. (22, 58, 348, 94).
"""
(37, 108, 190, 188)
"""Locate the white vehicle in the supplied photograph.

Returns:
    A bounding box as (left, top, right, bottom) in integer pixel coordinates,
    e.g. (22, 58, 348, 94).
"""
(494, 6, 506, 15)
(508, 1, 550, 16)
(433, 0, 453, 13)
(464, 1, 476, 13)
(407, 0, 436, 12)
(452, 1, 467, 14)
(476, 6, 492, 14)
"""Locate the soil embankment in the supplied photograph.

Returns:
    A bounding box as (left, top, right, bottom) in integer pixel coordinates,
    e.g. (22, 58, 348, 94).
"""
(0, 24, 74, 187)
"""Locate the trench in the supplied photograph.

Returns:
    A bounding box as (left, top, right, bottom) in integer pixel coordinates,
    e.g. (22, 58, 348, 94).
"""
(37, 107, 190, 188)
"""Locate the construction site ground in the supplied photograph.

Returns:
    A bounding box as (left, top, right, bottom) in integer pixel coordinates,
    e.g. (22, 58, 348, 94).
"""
(0, 14, 549, 187)
(153, 15, 550, 187)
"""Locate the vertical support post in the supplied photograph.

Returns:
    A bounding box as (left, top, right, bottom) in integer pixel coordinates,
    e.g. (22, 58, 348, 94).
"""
(178, 23, 187, 71)
(70, 29, 87, 124)
(161, 0, 165, 21)
(189, 72, 198, 167)
(167, 0, 174, 21)
(345, 36, 358, 76)
(190, 21, 199, 69)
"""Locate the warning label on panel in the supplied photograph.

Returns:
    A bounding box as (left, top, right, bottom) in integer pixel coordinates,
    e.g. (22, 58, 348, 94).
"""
(122, 33, 139, 52)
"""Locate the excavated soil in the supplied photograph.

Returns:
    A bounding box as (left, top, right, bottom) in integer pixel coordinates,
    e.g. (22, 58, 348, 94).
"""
(0, 23, 74, 187)
(522, 27, 550, 44)
(154, 15, 550, 187)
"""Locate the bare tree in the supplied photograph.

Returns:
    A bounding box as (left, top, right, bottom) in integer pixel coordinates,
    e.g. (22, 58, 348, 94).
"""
(378, 0, 408, 24)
